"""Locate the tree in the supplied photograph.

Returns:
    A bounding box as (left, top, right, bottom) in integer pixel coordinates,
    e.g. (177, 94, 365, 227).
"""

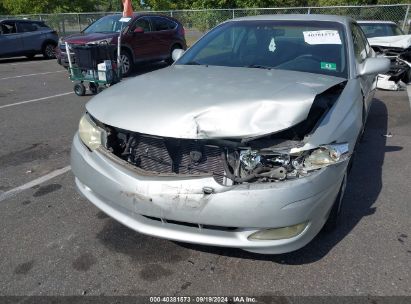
(2, 0, 99, 14)
(0, 2, 9, 15)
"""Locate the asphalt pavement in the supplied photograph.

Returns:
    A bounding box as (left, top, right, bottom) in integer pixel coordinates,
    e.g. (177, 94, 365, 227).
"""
(0, 56, 410, 297)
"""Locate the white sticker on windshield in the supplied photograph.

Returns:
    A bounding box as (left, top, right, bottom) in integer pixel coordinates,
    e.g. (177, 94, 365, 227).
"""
(303, 30, 342, 45)
(119, 17, 131, 22)
(268, 37, 276, 52)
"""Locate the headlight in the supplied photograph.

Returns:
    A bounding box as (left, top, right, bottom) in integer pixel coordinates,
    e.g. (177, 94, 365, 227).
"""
(303, 143, 350, 170)
(88, 38, 113, 45)
(235, 143, 350, 182)
(78, 114, 105, 151)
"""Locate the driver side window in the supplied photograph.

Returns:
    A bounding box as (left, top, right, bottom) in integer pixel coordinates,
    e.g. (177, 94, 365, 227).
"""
(352, 24, 368, 62)
(131, 18, 151, 32)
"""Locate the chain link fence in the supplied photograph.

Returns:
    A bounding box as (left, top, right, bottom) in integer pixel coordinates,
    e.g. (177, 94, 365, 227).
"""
(1, 4, 410, 45)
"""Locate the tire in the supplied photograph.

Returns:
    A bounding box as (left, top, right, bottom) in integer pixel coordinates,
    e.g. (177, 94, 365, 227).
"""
(166, 44, 181, 65)
(74, 83, 86, 96)
(119, 50, 133, 77)
(89, 83, 98, 95)
(323, 172, 347, 232)
(42, 42, 56, 59)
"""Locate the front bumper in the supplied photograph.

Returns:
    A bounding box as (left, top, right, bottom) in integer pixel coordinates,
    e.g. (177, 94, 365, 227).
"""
(56, 46, 75, 67)
(71, 133, 347, 254)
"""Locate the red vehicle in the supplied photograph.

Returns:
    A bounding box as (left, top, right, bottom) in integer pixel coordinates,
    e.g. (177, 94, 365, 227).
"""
(56, 14, 186, 76)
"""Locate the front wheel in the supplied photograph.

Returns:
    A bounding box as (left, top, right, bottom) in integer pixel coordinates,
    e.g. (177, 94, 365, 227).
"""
(119, 51, 133, 77)
(74, 83, 86, 96)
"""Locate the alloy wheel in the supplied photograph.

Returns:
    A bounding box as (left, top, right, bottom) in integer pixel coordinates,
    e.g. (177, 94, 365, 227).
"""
(120, 54, 130, 75)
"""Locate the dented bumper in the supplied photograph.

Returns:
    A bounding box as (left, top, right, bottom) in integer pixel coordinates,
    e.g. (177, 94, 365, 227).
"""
(71, 133, 347, 254)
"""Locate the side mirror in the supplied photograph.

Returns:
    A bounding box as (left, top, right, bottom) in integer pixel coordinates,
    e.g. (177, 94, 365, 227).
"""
(133, 27, 144, 34)
(172, 49, 185, 62)
(358, 57, 390, 76)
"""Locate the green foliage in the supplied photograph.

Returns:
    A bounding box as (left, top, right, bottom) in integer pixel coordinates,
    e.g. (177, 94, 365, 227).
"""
(0, 0, 409, 15)
(143, 0, 179, 10)
(2, 0, 99, 14)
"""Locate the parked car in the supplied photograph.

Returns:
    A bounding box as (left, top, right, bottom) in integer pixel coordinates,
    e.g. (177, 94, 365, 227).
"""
(0, 19, 58, 59)
(57, 14, 186, 76)
(358, 21, 411, 90)
(71, 15, 389, 254)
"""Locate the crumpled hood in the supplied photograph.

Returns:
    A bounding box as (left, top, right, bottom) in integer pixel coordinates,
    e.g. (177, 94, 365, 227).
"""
(368, 34, 411, 49)
(87, 65, 345, 139)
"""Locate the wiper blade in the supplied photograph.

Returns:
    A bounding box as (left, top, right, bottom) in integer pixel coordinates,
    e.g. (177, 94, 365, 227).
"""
(185, 61, 203, 66)
(246, 64, 272, 70)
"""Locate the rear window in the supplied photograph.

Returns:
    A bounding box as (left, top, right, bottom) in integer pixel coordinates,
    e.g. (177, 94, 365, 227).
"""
(19, 22, 41, 32)
(151, 17, 176, 31)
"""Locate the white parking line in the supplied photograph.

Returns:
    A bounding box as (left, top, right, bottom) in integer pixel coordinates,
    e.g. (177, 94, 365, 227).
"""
(0, 166, 71, 203)
(0, 92, 73, 110)
(0, 60, 48, 66)
(0, 70, 65, 80)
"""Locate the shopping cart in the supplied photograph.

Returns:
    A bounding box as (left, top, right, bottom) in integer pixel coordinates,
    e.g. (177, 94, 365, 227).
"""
(65, 42, 122, 96)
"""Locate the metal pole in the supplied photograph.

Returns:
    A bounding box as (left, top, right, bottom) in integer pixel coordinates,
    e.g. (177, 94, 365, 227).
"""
(65, 42, 73, 78)
(402, 5, 410, 31)
(117, 20, 126, 78)
(77, 14, 81, 32)
(232, 9, 235, 19)
(307, 8, 311, 14)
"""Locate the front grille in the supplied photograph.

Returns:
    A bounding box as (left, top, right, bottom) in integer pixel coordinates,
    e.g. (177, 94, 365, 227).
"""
(107, 132, 226, 184)
(142, 215, 238, 231)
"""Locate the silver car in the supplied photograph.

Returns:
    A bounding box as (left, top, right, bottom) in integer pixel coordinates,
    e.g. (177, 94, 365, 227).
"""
(71, 15, 389, 254)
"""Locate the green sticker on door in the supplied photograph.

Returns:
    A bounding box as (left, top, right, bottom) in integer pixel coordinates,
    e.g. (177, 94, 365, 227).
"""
(321, 62, 337, 71)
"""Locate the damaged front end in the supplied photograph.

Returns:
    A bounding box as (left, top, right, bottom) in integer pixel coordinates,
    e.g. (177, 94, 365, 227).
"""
(90, 81, 350, 186)
(373, 45, 411, 90)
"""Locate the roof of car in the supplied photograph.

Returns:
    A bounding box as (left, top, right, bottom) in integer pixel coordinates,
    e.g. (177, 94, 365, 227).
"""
(231, 14, 355, 24)
(100, 13, 179, 23)
(357, 20, 397, 24)
(0, 19, 45, 23)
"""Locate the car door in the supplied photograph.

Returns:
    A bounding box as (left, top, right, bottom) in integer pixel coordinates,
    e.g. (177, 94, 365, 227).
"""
(0, 21, 23, 57)
(126, 16, 156, 62)
(17, 21, 43, 52)
(149, 16, 177, 59)
(351, 22, 375, 116)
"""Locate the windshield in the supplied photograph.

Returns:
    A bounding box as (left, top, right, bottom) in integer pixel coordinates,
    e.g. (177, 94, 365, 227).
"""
(84, 15, 131, 34)
(359, 23, 404, 38)
(177, 20, 348, 78)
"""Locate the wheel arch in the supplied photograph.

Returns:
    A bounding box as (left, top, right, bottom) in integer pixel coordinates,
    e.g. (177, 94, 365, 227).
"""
(41, 39, 57, 51)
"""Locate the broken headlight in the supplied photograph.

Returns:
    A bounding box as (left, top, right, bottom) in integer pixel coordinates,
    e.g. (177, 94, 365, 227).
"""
(78, 114, 106, 151)
(303, 143, 350, 170)
(233, 143, 350, 182)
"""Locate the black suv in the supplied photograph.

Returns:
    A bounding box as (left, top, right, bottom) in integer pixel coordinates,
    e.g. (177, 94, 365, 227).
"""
(0, 19, 58, 59)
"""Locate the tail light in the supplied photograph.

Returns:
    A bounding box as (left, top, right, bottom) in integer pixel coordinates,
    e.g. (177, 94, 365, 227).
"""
(178, 26, 185, 37)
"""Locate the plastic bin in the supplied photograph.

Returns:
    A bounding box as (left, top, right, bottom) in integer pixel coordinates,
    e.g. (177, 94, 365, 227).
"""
(72, 44, 116, 70)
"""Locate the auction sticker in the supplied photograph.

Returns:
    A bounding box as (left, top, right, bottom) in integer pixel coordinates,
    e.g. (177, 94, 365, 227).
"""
(303, 30, 341, 45)
(321, 61, 337, 71)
